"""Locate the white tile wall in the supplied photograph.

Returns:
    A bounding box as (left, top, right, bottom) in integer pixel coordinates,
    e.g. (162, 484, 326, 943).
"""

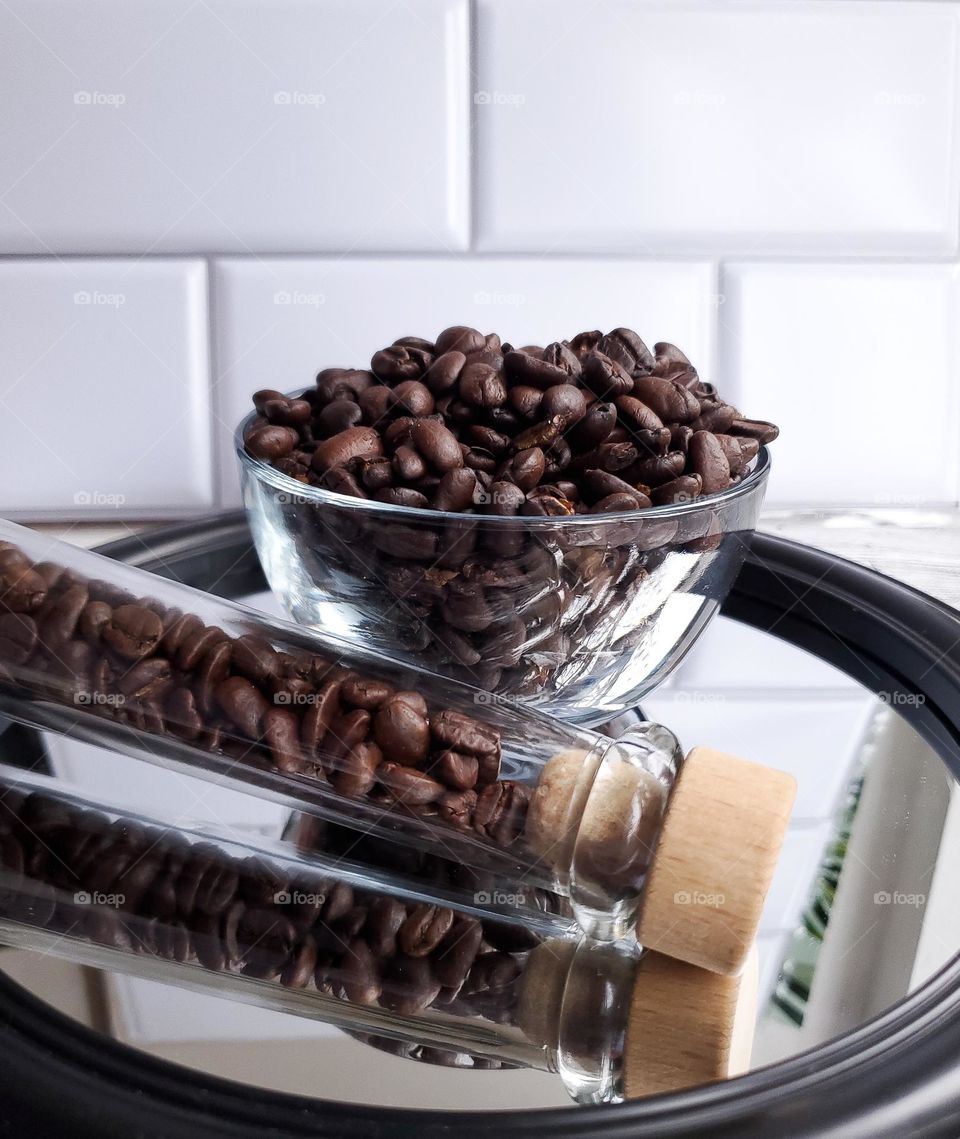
(474, 0, 960, 255)
(0, 0, 469, 254)
(0, 259, 213, 519)
(0, 0, 957, 517)
(721, 263, 960, 506)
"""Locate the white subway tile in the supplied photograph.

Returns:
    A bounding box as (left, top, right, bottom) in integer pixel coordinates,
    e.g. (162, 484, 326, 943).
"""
(213, 256, 716, 505)
(475, 0, 960, 254)
(0, 0, 468, 253)
(641, 693, 874, 822)
(722, 263, 960, 506)
(0, 259, 213, 518)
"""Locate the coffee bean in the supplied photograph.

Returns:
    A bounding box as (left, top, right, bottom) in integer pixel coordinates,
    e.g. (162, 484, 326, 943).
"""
(434, 326, 485, 356)
(688, 430, 731, 495)
(331, 740, 381, 798)
(651, 474, 703, 506)
(398, 903, 454, 957)
(312, 427, 383, 472)
(378, 763, 443, 805)
(102, 605, 163, 661)
(425, 350, 466, 394)
(410, 418, 463, 473)
(632, 376, 700, 423)
(430, 710, 499, 757)
(729, 417, 779, 445)
(582, 351, 634, 399)
(459, 363, 507, 409)
(381, 954, 441, 1015)
(597, 328, 654, 376)
(0, 612, 37, 665)
(244, 424, 300, 460)
(436, 750, 478, 791)
(372, 697, 429, 765)
(216, 676, 268, 738)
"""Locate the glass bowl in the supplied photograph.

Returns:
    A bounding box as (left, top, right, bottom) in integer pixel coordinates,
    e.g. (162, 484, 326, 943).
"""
(236, 410, 770, 725)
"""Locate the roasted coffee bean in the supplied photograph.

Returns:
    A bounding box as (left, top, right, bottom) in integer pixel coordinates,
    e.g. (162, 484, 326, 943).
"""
(0, 612, 37, 665)
(430, 710, 499, 757)
(338, 940, 382, 1005)
(433, 917, 483, 989)
(216, 676, 268, 738)
(263, 707, 303, 774)
(317, 398, 363, 436)
(312, 427, 383, 472)
(632, 375, 700, 423)
(574, 401, 618, 448)
(651, 474, 703, 506)
(459, 363, 506, 409)
(373, 696, 429, 765)
(688, 430, 731, 494)
(541, 383, 586, 428)
(437, 789, 477, 829)
(380, 954, 441, 1015)
(729, 417, 779, 445)
(398, 903, 454, 957)
(434, 325, 485, 357)
(366, 895, 407, 958)
(436, 750, 478, 790)
(424, 350, 466, 394)
(502, 447, 545, 493)
(118, 657, 173, 701)
(410, 418, 463, 473)
(582, 351, 634, 399)
(378, 762, 443, 805)
(331, 740, 381, 798)
(391, 380, 435, 417)
(597, 328, 654, 376)
(262, 397, 312, 428)
(102, 605, 163, 661)
(244, 424, 300, 460)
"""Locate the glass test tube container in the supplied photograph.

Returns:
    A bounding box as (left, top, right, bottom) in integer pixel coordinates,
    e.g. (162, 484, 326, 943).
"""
(0, 519, 795, 972)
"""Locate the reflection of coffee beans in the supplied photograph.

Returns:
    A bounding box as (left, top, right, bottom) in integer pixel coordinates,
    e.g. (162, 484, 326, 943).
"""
(244, 326, 777, 697)
(0, 786, 535, 1057)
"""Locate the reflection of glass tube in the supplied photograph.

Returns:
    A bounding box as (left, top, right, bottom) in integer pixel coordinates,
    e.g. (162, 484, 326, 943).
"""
(0, 518, 794, 970)
(0, 765, 751, 1104)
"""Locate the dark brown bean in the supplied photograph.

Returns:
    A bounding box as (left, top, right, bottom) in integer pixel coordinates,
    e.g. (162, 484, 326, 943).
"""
(398, 903, 454, 957)
(311, 427, 383, 472)
(378, 762, 444, 805)
(410, 418, 463, 473)
(373, 696, 430, 765)
(102, 605, 163, 661)
(688, 430, 731, 494)
(216, 676, 269, 738)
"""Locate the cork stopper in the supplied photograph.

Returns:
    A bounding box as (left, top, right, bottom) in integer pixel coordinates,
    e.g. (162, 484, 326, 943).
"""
(623, 942, 758, 1099)
(635, 747, 796, 974)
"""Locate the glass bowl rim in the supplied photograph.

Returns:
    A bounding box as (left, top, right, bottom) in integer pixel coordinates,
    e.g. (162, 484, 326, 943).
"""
(235, 404, 771, 527)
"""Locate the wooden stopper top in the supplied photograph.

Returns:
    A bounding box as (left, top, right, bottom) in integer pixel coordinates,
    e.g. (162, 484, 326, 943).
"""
(636, 747, 796, 974)
(623, 942, 758, 1100)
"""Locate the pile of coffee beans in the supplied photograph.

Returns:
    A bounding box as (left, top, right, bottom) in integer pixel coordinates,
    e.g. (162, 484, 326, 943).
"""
(0, 542, 539, 853)
(242, 326, 778, 697)
(0, 784, 537, 1062)
(245, 325, 777, 512)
